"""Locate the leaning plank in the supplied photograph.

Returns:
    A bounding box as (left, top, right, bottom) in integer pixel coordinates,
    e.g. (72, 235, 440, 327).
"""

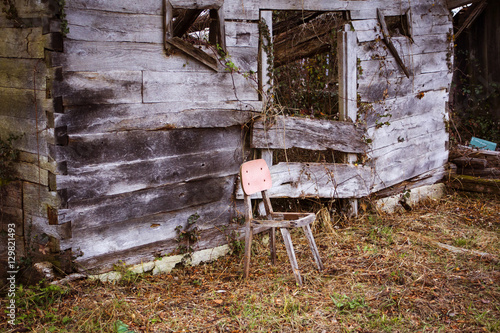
(60, 176, 236, 230)
(166, 37, 219, 71)
(236, 162, 372, 199)
(448, 175, 500, 194)
(57, 147, 241, 203)
(251, 116, 367, 153)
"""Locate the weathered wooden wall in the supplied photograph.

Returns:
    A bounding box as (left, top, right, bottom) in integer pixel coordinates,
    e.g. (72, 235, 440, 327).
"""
(49, 0, 264, 271)
(0, 0, 68, 285)
(1, 0, 453, 274)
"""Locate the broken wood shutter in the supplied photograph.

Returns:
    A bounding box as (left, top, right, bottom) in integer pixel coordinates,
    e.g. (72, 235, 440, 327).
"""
(164, 0, 226, 71)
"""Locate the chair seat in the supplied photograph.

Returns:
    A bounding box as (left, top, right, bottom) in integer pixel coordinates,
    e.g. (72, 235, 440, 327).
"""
(251, 212, 315, 228)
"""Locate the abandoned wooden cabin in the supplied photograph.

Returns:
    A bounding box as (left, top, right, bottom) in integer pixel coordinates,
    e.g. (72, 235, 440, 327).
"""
(0, 0, 456, 277)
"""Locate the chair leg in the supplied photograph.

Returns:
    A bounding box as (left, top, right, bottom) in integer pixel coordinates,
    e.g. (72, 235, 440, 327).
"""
(302, 224, 324, 271)
(280, 228, 303, 286)
(270, 227, 276, 265)
(243, 225, 253, 279)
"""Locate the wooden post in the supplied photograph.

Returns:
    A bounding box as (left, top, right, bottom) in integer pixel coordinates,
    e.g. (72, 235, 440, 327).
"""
(259, 10, 273, 104)
(338, 24, 359, 217)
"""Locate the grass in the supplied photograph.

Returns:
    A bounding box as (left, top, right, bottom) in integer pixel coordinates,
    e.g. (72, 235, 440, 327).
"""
(1, 189, 499, 332)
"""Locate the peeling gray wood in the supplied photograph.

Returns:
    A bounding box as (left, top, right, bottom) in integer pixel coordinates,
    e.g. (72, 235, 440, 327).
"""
(251, 116, 367, 153)
(59, 176, 236, 230)
(236, 162, 372, 199)
(55, 102, 260, 134)
(358, 71, 452, 102)
(54, 126, 243, 172)
(53, 71, 143, 106)
(66, 0, 163, 15)
(58, 147, 242, 204)
(367, 113, 448, 151)
(143, 71, 259, 102)
(65, 9, 163, 43)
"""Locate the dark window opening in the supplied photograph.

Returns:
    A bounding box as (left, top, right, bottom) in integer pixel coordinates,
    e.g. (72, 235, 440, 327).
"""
(384, 14, 411, 38)
(271, 11, 348, 120)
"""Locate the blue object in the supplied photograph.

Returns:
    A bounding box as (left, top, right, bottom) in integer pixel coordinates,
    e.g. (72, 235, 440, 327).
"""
(470, 137, 497, 151)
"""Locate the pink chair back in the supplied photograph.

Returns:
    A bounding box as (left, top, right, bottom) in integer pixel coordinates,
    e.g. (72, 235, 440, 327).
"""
(240, 159, 272, 195)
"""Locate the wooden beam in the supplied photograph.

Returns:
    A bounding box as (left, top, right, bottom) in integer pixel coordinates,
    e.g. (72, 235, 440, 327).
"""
(455, 0, 488, 39)
(166, 37, 219, 71)
(377, 9, 411, 78)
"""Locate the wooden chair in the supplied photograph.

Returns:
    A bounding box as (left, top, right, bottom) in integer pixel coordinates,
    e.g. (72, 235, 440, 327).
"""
(240, 159, 324, 286)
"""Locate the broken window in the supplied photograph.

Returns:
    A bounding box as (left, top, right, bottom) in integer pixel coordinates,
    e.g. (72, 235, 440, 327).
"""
(271, 11, 348, 120)
(384, 11, 413, 39)
(164, 0, 226, 71)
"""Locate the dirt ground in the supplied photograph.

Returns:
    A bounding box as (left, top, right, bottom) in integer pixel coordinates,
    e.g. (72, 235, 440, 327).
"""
(1, 188, 499, 332)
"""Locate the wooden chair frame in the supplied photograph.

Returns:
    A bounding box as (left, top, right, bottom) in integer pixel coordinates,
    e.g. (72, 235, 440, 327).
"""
(240, 159, 324, 286)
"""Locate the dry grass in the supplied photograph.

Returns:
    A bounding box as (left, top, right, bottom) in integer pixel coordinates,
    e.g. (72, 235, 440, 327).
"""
(1, 189, 499, 332)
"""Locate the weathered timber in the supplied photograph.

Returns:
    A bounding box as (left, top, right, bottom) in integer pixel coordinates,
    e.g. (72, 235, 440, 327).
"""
(0, 58, 46, 90)
(362, 89, 448, 125)
(57, 147, 242, 203)
(225, 21, 260, 47)
(60, 176, 236, 230)
(448, 175, 500, 194)
(377, 9, 411, 78)
(54, 126, 242, 173)
(236, 162, 372, 199)
(372, 166, 448, 198)
(64, 197, 240, 264)
(53, 71, 143, 106)
(372, 149, 449, 191)
(65, 9, 163, 43)
(452, 157, 488, 169)
(23, 182, 60, 219)
(143, 71, 259, 102)
(55, 102, 259, 134)
(358, 71, 452, 102)
(357, 34, 452, 61)
(459, 168, 500, 179)
(367, 113, 448, 151)
(166, 37, 219, 71)
(0, 116, 50, 156)
(0, 88, 46, 119)
(50, 40, 212, 72)
(0, 27, 44, 58)
(14, 162, 49, 186)
(251, 116, 367, 153)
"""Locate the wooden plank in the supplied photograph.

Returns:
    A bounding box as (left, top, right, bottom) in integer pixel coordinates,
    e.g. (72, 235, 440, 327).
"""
(50, 40, 212, 72)
(57, 147, 242, 203)
(143, 71, 259, 102)
(59, 175, 236, 230)
(53, 71, 143, 106)
(65, 9, 163, 43)
(226, 46, 259, 73)
(236, 162, 372, 199)
(55, 102, 259, 134)
(338, 25, 358, 123)
(0, 58, 46, 90)
(225, 21, 259, 48)
(223, 0, 260, 21)
(53, 126, 243, 171)
(0, 87, 46, 119)
(358, 71, 452, 102)
(372, 149, 449, 191)
(14, 162, 49, 186)
(367, 113, 448, 151)
(66, 0, 162, 15)
(0, 115, 50, 156)
(361, 89, 448, 125)
(166, 37, 219, 71)
(258, 0, 408, 12)
(170, 0, 224, 9)
(23, 182, 59, 219)
(0, 27, 44, 58)
(448, 175, 500, 194)
(251, 116, 367, 153)
(68, 201, 242, 271)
